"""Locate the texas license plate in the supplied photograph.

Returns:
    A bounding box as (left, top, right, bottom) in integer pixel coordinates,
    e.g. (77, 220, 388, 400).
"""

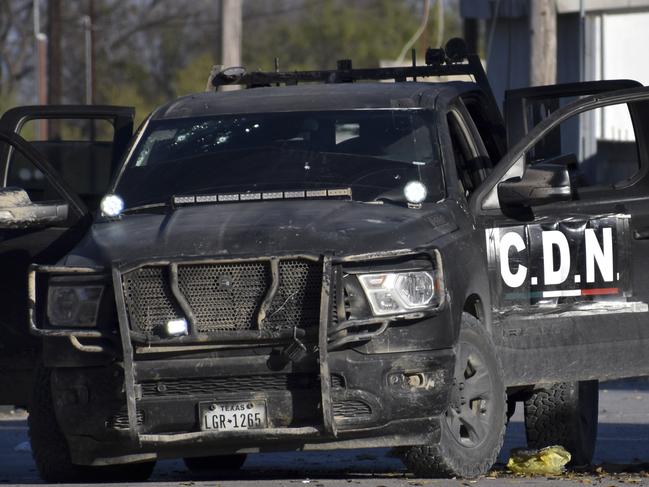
(199, 400, 267, 431)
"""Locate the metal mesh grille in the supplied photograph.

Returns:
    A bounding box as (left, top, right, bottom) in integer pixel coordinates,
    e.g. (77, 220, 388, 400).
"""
(265, 260, 322, 331)
(141, 373, 319, 397)
(178, 262, 270, 332)
(332, 400, 372, 419)
(122, 267, 181, 334)
(121, 259, 323, 336)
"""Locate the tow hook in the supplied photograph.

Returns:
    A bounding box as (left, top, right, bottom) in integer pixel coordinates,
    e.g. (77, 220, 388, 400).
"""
(281, 327, 308, 363)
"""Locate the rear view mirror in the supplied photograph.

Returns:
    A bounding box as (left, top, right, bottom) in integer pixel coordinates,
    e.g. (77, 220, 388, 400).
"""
(498, 157, 573, 208)
(0, 187, 68, 229)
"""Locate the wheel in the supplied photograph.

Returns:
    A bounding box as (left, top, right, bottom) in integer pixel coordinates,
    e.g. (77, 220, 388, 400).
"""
(524, 380, 598, 466)
(184, 454, 247, 472)
(401, 313, 507, 478)
(28, 365, 155, 483)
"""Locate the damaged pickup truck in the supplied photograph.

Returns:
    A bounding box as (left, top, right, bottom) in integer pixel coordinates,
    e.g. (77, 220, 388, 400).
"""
(3, 39, 649, 481)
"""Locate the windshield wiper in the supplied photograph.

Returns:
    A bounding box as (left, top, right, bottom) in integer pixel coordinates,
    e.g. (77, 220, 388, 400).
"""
(120, 201, 170, 215)
(371, 197, 408, 207)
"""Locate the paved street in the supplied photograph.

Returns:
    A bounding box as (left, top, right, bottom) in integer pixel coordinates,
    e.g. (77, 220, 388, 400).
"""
(0, 379, 648, 486)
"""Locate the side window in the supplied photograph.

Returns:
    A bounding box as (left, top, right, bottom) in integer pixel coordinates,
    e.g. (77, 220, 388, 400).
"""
(526, 102, 640, 195)
(1, 140, 64, 203)
(447, 110, 492, 198)
(9, 118, 116, 209)
(462, 98, 503, 166)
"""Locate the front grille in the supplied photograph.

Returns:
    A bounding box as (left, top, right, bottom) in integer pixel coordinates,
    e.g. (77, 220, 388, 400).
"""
(332, 400, 372, 419)
(121, 259, 322, 336)
(141, 373, 319, 397)
(178, 262, 270, 332)
(122, 267, 181, 335)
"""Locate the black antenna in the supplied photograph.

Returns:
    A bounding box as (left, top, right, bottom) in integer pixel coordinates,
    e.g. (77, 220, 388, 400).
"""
(411, 48, 417, 82)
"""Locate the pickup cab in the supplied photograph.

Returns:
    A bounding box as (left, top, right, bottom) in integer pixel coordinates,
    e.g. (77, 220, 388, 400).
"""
(2, 39, 649, 481)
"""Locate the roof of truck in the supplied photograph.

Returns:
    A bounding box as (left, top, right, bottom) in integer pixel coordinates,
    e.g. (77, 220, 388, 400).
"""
(152, 81, 480, 120)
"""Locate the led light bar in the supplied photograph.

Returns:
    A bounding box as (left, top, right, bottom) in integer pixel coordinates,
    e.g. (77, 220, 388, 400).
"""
(172, 188, 352, 206)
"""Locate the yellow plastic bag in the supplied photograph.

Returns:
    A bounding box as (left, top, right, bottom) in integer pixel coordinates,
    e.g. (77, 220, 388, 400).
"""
(506, 445, 572, 475)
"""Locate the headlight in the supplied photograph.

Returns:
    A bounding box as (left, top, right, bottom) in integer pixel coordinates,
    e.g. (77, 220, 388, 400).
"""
(358, 271, 437, 316)
(47, 285, 104, 327)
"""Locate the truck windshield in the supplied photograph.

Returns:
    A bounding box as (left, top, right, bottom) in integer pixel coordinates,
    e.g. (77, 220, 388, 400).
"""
(114, 109, 443, 209)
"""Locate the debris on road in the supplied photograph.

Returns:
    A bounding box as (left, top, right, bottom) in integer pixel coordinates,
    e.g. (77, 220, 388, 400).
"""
(506, 445, 571, 475)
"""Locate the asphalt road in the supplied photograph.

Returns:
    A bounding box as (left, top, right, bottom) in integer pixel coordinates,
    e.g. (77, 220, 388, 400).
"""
(1, 380, 648, 486)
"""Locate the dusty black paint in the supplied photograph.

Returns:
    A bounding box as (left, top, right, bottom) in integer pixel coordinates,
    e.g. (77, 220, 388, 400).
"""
(9, 55, 649, 469)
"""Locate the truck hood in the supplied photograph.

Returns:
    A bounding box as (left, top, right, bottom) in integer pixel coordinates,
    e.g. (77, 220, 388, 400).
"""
(63, 200, 458, 268)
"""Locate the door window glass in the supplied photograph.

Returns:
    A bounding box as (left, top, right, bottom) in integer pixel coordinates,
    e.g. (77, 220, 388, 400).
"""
(447, 111, 492, 198)
(1, 140, 63, 203)
(9, 118, 117, 210)
(526, 103, 639, 193)
(463, 98, 503, 165)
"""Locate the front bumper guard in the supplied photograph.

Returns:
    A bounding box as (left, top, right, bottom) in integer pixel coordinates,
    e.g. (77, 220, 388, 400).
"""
(28, 249, 440, 445)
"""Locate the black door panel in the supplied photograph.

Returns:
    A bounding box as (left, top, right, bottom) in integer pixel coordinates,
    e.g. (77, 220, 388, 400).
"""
(0, 104, 134, 406)
(473, 86, 649, 386)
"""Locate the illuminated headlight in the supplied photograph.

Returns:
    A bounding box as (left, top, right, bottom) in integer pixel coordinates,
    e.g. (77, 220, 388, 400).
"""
(47, 285, 104, 327)
(358, 271, 437, 316)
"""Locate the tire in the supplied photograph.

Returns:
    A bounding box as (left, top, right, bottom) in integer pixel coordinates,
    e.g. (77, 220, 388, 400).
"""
(28, 365, 155, 483)
(401, 313, 507, 478)
(184, 454, 247, 472)
(524, 380, 599, 466)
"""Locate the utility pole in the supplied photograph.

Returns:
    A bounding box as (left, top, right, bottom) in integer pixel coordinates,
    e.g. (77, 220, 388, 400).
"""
(89, 0, 96, 104)
(82, 0, 95, 105)
(529, 0, 557, 86)
(47, 0, 61, 137)
(220, 0, 242, 91)
(33, 0, 48, 138)
(82, 15, 92, 104)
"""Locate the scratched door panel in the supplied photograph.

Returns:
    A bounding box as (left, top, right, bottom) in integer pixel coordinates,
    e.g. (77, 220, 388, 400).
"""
(485, 215, 649, 385)
(488, 215, 633, 313)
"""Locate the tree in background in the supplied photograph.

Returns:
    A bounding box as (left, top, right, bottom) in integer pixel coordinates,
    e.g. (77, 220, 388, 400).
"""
(0, 0, 36, 112)
(0, 0, 460, 123)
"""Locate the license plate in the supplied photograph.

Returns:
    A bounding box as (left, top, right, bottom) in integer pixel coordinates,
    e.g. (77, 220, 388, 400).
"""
(199, 400, 267, 431)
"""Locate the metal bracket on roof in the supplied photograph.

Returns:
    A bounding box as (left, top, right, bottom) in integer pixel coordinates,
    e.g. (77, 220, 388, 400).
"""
(209, 38, 492, 97)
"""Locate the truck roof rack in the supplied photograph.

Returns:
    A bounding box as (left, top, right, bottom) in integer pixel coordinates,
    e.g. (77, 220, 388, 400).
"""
(209, 38, 493, 98)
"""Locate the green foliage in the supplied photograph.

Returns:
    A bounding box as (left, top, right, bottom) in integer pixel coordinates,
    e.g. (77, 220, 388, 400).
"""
(244, 0, 424, 71)
(0, 91, 16, 117)
(4, 0, 461, 120)
(173, 52, 216, 97)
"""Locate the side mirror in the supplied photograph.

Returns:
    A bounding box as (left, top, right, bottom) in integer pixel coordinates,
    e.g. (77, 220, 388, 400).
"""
(0, 187, 68, 229)
(498, 156, 574, 208)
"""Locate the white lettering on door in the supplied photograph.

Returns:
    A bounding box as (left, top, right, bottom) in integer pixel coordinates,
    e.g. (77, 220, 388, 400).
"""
(585, 227, 614, 283)
(499, 232, 527, 288)
(542, 230, 570, 285)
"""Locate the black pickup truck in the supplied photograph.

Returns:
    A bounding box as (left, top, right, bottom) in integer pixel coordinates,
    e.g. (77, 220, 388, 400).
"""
(1, 39, 648, 481)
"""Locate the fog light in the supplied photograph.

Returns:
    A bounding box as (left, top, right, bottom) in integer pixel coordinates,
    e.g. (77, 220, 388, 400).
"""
(165, 318, 188, 336)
